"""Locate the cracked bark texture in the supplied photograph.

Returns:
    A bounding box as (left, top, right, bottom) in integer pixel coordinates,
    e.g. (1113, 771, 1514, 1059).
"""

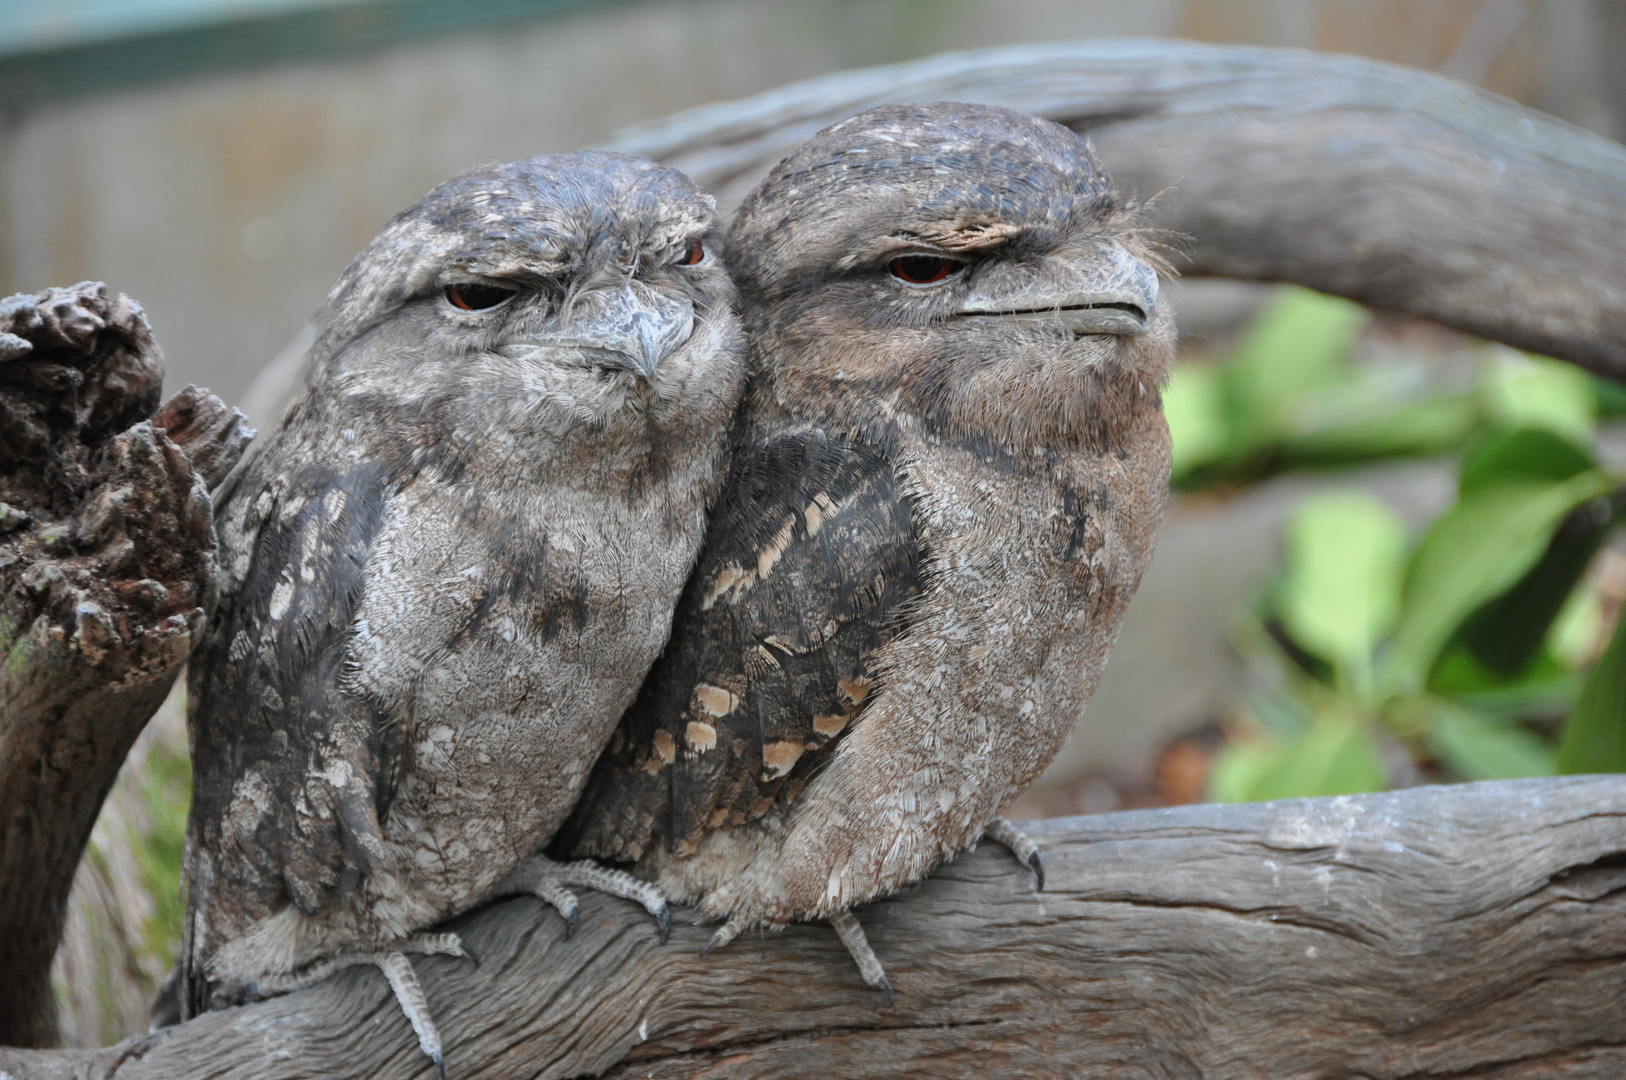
(3, 776, 1624, 1079)
(609, 39, 1626, 380)
(0, 282, 252, 1047)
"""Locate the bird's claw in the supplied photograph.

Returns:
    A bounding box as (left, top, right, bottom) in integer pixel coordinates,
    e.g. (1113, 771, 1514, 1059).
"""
(505, 853, 671, 942)
(700, 920, 740, 957)
(458, 939, 481, 969)
(984, 817, 1044, 892)
(828, 909, 894, 1010)
(433, 1050, 447, 1080)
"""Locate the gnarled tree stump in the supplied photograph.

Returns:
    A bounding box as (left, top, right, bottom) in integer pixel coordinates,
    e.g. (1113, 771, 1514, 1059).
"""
(0, 283, 251, 1047)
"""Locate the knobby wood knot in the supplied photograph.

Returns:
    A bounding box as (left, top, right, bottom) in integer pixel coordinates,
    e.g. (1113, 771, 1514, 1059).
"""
(0, 282, 254, 673)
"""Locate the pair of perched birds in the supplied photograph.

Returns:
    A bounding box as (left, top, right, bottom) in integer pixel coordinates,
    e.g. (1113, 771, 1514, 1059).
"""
(172, 102, 1174, 1075)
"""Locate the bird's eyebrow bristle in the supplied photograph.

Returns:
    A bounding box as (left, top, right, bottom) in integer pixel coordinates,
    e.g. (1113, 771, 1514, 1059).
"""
(904, 222, 1022, 252)
(447, 262, 563, 291)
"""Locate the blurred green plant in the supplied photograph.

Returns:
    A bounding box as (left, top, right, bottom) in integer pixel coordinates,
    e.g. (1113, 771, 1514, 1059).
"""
(1165, 288, 1475, 484)
(1170, 287, 1626, 802)
(133, 732, 191, 976)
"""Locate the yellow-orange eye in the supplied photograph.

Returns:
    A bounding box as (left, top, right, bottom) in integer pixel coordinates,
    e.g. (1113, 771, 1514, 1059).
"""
(675, 240, 706, 267)
(888, 255, 964, 285)
(444, 282, 516, 311)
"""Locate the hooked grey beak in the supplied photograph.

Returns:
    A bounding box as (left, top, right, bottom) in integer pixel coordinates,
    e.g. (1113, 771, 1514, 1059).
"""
(502, 282, 695, 380)
(955, 241, 1158, 337)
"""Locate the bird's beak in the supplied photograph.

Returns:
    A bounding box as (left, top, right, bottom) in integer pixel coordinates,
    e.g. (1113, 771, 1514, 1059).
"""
(505, 283, 695, 381)
(954, 241, 1157, 337)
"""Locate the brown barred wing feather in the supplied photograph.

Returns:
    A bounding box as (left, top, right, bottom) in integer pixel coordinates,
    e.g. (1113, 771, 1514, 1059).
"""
(560, 424, 922, 862)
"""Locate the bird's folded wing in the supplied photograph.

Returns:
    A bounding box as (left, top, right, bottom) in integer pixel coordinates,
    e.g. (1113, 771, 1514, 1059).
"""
(560, 424, 922, 862)
(187, 451, 409, 944)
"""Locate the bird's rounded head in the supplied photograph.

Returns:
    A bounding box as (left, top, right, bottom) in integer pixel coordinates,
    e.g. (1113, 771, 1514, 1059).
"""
(729, 102, 1175, 451)
(305, 152, 742, 432)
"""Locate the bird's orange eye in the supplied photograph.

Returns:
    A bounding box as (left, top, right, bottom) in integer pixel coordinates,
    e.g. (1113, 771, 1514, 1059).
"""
(675, 240, 706, 267)
(444, 282, 516, 311)
(888, 255, 964, 285)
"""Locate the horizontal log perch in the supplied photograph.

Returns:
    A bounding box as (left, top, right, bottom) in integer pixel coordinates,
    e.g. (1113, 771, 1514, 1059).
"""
(6, 775, 1625, 1079)
(609, 39, 1626, 380)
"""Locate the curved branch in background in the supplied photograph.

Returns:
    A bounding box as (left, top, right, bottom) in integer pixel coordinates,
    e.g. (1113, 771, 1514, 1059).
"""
(0, 283, 252, 1047)
(609, 39, 1626, 380)
(3, 777, 1624, 1078)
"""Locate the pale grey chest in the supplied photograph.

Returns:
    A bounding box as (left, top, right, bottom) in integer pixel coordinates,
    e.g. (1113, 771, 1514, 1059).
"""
(352, 482, 693, 857)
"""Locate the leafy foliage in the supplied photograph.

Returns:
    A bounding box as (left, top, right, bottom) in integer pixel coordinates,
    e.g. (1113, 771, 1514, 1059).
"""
(1171, 288, 1626, 802)
(1165, 288, 1478, 484)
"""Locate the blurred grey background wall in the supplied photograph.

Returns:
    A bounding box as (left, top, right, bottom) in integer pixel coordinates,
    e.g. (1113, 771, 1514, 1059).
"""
(3, 0, 1623, 415)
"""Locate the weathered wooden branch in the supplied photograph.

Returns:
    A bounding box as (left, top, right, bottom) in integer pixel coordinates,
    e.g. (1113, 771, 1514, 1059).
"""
(610, 39, 1626, 380)
(0, 283, 252, 1047)
(3, 776, 1624, 1078)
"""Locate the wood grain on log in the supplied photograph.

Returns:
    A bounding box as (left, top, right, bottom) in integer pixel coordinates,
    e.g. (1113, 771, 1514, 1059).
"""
(0, 283, 252, 1047)
(608, 39, 1626, 380)
(5, 776, 1624, 1079)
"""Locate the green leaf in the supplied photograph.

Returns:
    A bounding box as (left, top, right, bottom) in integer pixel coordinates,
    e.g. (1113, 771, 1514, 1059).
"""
(1459, 519, 1609, 675)
(1385, 470, 1619, 692)
(1558, 609, 1626, 773)
(1254, 720, 1388, 800)
(1548, 584, 1606, 670)
(1429, 645, 1582, 719)
(1277, 493, 1407, 696)
(1481, 348, 1597, 445)
(1207, 741, 1282, 804)
(1459, 427, 1597, 496)
(1425, 703, 1556, 780)
(1451, 429, 1612, 674)
(1209, 718, 1388, 802)
(1593, 374, 1626, 419)
(1247, 690, 1315, 740)
(1279, 394, 1478, 466)
(1227, 287, 1368, 447)
(1164, 362, 1230, 476)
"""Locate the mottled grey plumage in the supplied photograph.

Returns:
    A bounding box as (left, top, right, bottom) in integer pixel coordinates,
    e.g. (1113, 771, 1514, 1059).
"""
(561, 103, 1174, 996)
(178, 153, 745, 1061)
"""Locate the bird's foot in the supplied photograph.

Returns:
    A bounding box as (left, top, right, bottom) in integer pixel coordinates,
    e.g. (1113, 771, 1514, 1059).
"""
(497, 853, 670, 942)
(249, 934, 475, 1079)
(829, 910, 894, 1009)
(699, 910, 893, 1008)
(249, 931, 475, 995)
(378, 951, 449, 1080)
(700, 918, 741, 957)
(984, 816, 1044, 891)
